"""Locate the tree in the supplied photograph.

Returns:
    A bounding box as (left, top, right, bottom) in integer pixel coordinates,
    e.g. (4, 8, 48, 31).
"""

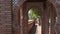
(29, 8, 41, 19)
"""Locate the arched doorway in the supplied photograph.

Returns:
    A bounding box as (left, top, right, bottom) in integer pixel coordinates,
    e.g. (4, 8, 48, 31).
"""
(28, 8, 42, 34)
(20, 2, 43, 34)
(19, 1, 57, 34)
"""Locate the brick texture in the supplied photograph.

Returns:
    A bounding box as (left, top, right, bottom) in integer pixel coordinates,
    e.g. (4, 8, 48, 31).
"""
(13, 6, 20, 34)
(0, 0, 12, 34)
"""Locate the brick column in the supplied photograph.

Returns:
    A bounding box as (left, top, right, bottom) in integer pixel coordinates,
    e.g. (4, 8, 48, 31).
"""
(12, 5, 20, 34)
(41, 10, 49, 34)
(42, 1, 49, 34)
(20, 3, 28, 34)
(0, 0, 12, 34)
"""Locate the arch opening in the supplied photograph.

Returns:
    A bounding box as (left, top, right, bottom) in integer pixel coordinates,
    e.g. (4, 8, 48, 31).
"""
(48, 3, 57, 34)
(28, 8, 42, 34)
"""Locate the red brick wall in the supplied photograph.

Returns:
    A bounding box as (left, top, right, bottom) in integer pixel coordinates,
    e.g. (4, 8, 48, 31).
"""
(0, 0, 12, 34)
(13, 6, 20, 34)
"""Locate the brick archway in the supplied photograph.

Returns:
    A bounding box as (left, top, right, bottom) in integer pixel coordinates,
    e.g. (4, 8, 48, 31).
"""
(0, 0, 58, 34)
(49, 3, 57, 34)
(20, 2, 43, 34)
(26, 2, 43, 34)
(20, 1, 57, 34)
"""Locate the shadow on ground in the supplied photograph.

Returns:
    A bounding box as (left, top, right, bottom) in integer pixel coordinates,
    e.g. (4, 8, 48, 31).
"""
(29, 25, 37, 34)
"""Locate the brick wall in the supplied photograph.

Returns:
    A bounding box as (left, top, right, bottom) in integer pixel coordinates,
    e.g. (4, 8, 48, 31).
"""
(0, 0, 12, 34)
(13, 6, 20, 34)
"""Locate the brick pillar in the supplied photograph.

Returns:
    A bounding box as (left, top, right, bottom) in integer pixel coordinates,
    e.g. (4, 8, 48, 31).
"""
(0, 0, 12, 34)
(41, 11, 49, 34)
(13, 5, 20, 34)
(42, 1, 49, 34)
(20, 3, 28, 34)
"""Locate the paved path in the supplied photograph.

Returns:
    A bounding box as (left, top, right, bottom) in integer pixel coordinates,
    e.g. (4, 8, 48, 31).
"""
(29, 24, 41, 34)
(36, 25, 41, 34)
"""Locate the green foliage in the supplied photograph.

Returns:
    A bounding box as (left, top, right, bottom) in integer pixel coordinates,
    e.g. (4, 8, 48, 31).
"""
(29, 8, 41, 19)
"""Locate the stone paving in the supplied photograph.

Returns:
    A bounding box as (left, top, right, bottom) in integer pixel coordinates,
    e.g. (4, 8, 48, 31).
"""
(29, 24, 41, 34)
(36, 25, 41, 34)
